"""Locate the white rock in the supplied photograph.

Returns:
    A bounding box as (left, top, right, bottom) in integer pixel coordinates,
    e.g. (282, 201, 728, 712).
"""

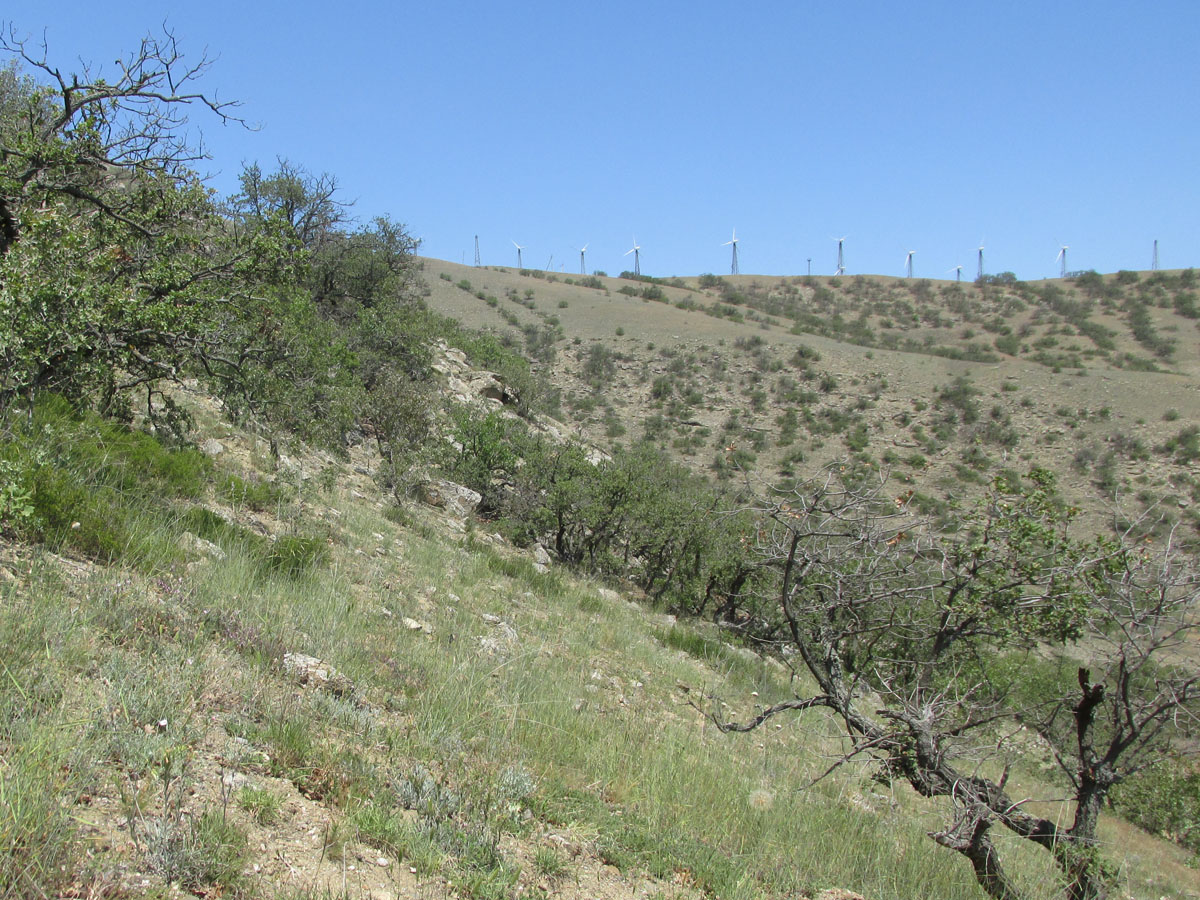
(179, 531, 227, 561)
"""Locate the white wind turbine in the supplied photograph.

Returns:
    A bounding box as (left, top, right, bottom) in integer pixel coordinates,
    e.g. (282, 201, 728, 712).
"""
(833, 235, 847, 275)
(512, 240, 525, 269)
(576, 243, 589, 275)
(722, 228, 740, 275)
(976, 239, 985, 281)
(904, 250, 915, 279)
(1055, 243, 1069, 278)
(948, 265, 963, 282)
(625, 236, 642, 276)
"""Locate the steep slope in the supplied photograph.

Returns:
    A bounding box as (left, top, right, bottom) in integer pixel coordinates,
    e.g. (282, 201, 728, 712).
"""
(3, 371, 1199, 900)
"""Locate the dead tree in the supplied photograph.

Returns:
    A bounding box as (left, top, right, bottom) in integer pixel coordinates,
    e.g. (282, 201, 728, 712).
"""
(712, 465, 1200, 900)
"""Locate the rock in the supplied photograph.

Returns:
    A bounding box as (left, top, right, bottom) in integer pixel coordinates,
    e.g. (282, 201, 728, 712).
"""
(179, 531, 227, 561)
(278, 454, 311, 480)
(533, 544, 552, 566)
(281, 652, 354, 696)
(415, 479, 482, 519)
(814, 891, 867, 900)
(401, 617, 430, 633)
(200, 438, 225, 458)
(478, 621, 518, 656)
(597, 588, 620, 603)
(480, 613, 503, 625)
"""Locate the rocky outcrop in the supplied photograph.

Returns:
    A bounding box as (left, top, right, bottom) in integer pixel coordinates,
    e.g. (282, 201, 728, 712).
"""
(414, 478, 482, 518)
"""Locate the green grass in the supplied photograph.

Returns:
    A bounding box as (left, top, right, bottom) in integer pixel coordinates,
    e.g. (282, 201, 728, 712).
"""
(1, 394, 1193, 900)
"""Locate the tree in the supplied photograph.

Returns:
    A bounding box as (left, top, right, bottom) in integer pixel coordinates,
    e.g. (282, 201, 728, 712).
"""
(0, 24, 241, 255)
(0, 25, 291, 425)
(710, 466, 1200, 900)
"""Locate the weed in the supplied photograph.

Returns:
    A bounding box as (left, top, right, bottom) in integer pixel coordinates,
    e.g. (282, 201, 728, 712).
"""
(533, 845, 569, 880)
(237, 785, 283, 824)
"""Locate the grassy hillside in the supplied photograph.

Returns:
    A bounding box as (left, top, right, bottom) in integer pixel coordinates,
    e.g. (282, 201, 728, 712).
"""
(2, 375, 1198, 900)
(418, 262, 1200, 538)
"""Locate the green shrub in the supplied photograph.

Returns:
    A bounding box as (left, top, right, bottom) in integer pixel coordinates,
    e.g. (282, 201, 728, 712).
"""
(0, 396, 212, 564)
(218, 472, 286, 511)
(265, 534, 329, 577)
(1111, 756, 1200, 853)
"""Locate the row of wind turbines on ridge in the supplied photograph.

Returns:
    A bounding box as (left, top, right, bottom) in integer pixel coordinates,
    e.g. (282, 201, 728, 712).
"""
(510, 238, 645, 277)
(500, 234, 1157, 280)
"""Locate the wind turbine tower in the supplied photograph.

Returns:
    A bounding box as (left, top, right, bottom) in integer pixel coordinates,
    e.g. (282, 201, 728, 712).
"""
(1055, 244, 1069, 279)
(834, 236, 846, 275)
(1153, 239, 1159, 271)
(577, 244, 588, 275)
(976, 241, 985, 281)
(723, 229, 740, 275)
(904, 250, 915, 279)
(474, 235, 480, 267)
(625, 237, 642, 277)
(512, 240, 525, 269)
(948, 265, 963, 282)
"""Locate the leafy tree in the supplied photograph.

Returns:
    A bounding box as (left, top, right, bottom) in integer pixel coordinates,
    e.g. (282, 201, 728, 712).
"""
(0, 26, 295, 427)
(711, 467, 1200, 900)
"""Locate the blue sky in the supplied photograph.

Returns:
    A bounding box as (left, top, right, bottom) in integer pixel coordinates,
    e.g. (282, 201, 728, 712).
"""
(9, 2, 1199, 279)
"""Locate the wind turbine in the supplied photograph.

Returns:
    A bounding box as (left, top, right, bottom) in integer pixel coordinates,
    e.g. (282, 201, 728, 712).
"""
(904, 250, 915, 279)
(976, 240, 985, 281)
(577, 243, 589, 275)
(948, 265, 963, 282)
(512, 240, 525, 269)
(624, 237, 642, 277)
(833, 236, 846, 275)
(1152, 239, 1159, 271)
(720, 229, 739, 274)
(1055, 244, 1069, 278)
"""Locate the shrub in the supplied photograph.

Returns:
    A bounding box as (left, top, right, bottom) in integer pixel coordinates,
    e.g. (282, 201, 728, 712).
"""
(265, 534, 329, 577)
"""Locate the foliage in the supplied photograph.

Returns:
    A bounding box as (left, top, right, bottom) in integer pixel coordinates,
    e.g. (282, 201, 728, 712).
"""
(0, 28, 310, 432)
(1110, 756, 1200, 853)
(0, 395, 210, 562)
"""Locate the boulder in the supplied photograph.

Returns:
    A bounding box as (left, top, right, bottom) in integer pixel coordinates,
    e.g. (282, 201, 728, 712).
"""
(415, 479, 482, 519)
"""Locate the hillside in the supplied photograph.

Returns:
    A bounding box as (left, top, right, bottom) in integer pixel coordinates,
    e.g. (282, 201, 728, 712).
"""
(418, 261, 1200, 537)
(4, 381, 1199, 900)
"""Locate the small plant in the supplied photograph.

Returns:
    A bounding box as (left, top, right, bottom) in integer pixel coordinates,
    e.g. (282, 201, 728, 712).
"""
(265, 534, 329, 577)
(533, 845, 569, 881)
(237, 785, 283, 824)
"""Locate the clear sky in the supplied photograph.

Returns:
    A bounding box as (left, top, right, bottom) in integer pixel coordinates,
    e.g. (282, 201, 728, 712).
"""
(8, 2, 1199, 280)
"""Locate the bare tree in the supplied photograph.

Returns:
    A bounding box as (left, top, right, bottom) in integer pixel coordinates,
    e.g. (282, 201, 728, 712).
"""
(710, 465, 1200, 900)
(0, 22, 243, 254)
